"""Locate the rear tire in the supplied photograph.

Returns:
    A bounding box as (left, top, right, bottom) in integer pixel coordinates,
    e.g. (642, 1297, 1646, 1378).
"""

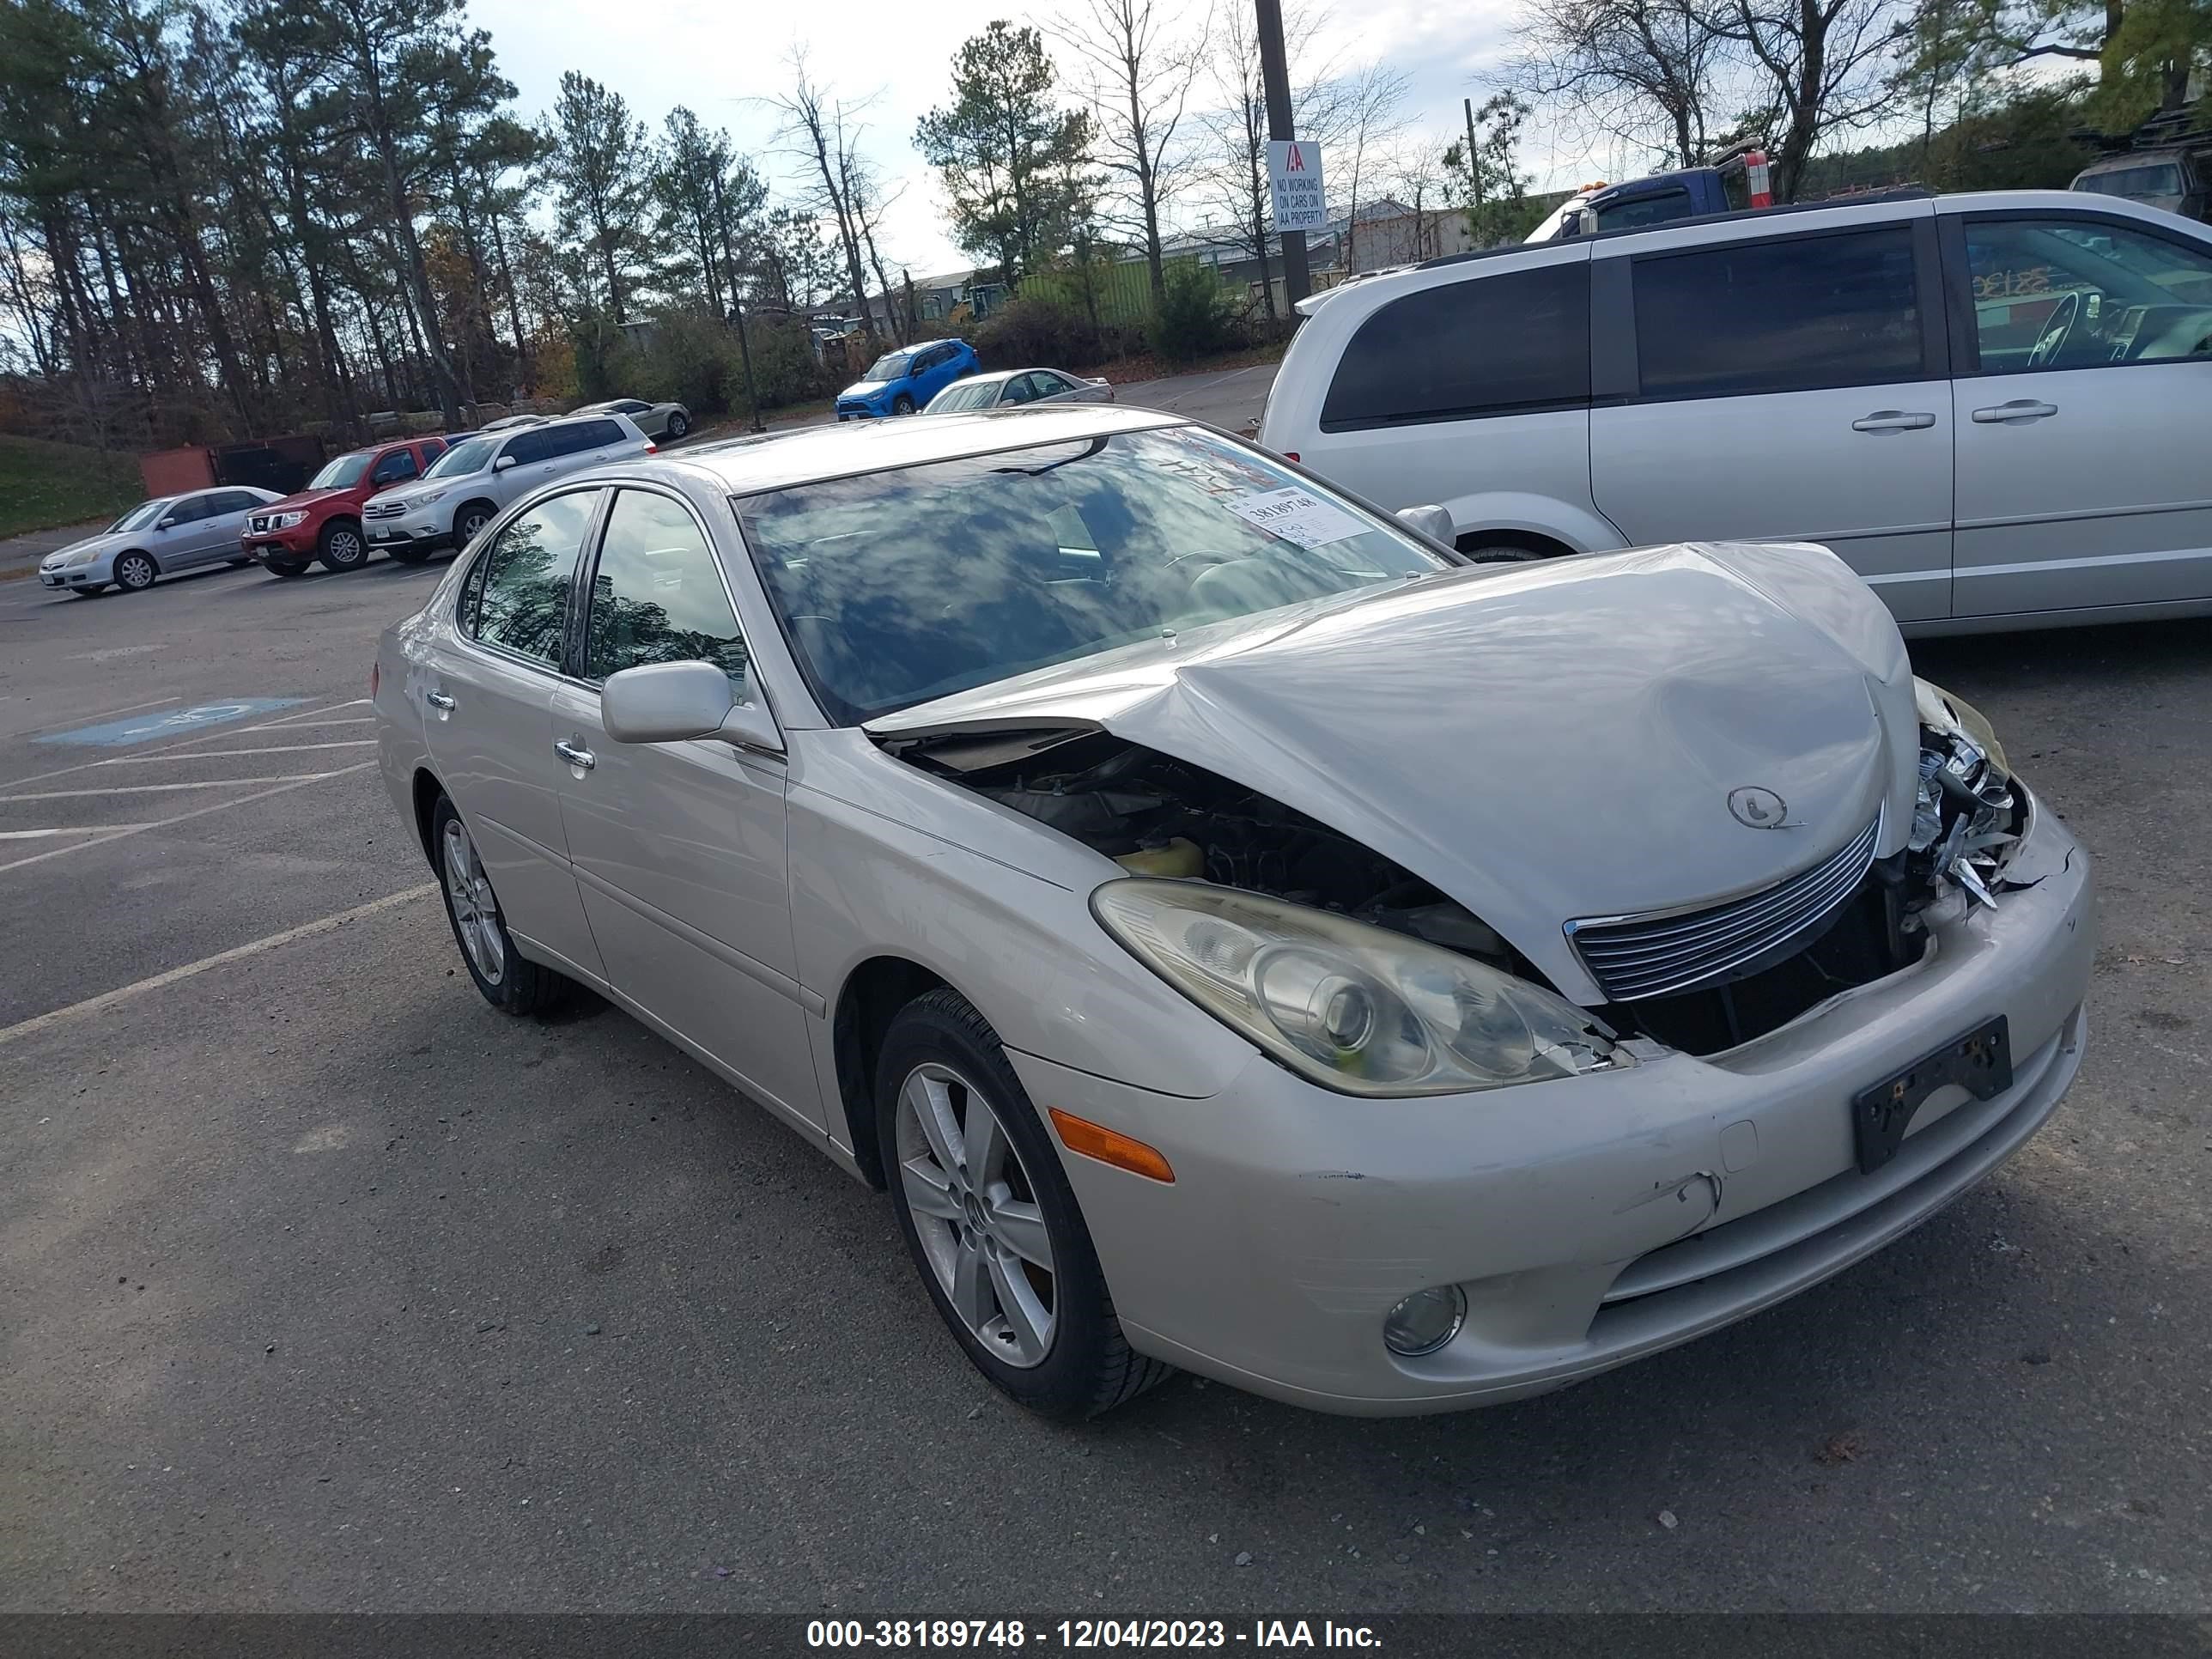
(265, 558, 309, 578)
(317, 519, 368, 573)
(113, 550, 158, 592)
(665, 412, 690, 440)
(878, 988, 1172, 1420)
(431, 795, 569, 1017)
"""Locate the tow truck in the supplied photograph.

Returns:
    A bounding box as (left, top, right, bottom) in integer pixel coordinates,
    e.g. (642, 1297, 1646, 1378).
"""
(1526, 142, 1775, 241)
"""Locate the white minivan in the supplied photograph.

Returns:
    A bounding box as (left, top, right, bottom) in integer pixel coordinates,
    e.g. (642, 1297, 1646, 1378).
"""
(364, 410, 653, 560)
(1261, 188, 2212, 635)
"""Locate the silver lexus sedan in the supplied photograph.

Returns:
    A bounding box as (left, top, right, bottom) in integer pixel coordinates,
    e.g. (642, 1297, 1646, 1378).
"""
(373, 404, 2095, 1419)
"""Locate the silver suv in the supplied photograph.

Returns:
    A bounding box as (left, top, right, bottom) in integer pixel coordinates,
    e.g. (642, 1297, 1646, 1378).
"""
(1261, 189, 2212, 635)
(363, 411, 652, 560)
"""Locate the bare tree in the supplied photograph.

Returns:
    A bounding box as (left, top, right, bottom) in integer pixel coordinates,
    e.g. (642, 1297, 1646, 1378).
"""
(765, 52, 875, 321)
(834, 105, 907, 341)
(1716, 0, 1912, 198)
(1051, 0, 1212, 306)
(1385, 138, 1455, 261)
(1334, 61, 1409, 274)
(1510, 0, 1730, 167)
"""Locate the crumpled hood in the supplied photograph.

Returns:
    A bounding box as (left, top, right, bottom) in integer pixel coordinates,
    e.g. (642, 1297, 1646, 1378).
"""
(870, 541, 1921, 1004)
(259, 487, 350, 514)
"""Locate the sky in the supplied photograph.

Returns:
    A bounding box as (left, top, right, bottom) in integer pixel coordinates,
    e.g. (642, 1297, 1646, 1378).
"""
(465, 0, 1629, 281)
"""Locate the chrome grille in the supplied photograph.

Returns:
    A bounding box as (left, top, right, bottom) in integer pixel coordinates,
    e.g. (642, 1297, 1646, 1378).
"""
(248, 514, 270, 533)
(364, 501, 405, 519)
(1567, 815, 1881, 1003)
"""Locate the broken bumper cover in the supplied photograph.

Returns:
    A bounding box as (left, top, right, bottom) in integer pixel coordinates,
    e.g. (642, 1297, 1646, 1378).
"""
(1014, 798, 2094, 1415)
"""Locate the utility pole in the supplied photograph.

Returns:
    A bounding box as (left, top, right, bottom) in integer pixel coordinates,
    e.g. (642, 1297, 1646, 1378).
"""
(1255, 0, 1310, 307)
(1464, 96, 1484, 224)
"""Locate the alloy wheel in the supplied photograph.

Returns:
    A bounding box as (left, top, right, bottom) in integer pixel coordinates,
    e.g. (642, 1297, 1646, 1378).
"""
(116, 553, 156, 590)
(441, 818, 506, 987)
(458, 509, 489, 546)
(895, 1061, 1057, 1368)
(325, 528, 365, 568)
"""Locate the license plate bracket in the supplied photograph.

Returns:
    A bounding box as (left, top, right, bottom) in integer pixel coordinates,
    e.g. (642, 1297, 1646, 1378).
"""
(1853, 1015, 2012, 1175)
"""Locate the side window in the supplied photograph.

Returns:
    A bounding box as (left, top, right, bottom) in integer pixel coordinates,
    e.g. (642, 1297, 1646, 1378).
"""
(422, 438, 447, 461)
(1593, 189, 1693, 233)
(212, 490, 259, 514)
(468, 489, 603, 668)
(1000, 374, 1036, 405)
(583, 419, 625, 448)
(1320, 261, 1591, 429)
(1960, 216, 2212, 374)
(165, 495, 210, 525)
(371, 450, 418, 485)
(1634, 228, 1923, 398)
(584, 489, 750, 691)
(501, 429, 553, 466)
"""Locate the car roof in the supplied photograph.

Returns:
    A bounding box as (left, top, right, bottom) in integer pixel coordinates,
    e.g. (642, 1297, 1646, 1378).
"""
(658, 404, 1181, 495)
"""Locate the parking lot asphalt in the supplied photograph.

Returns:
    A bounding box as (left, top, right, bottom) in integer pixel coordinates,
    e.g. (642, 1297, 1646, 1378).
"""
(2, 542, 2208, 1616)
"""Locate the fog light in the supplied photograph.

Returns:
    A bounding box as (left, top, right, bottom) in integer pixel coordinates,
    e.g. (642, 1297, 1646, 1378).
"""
(1382, 1285, 1466, 1357)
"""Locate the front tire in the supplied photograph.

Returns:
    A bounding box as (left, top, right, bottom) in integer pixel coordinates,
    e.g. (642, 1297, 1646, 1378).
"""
(665, 412, 690, 440)
(317, 519, 368, 573)
(891, 394, 916, 416)
(264, 558, 309, 578)
(452, 501, 495, 550)
(432, 795, 568, 1016)
(878, 988, 1171, 1419)
(113, 551, 158, 592)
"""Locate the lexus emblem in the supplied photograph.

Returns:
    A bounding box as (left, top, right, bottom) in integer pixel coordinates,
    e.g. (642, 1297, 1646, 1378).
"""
(1728, 786, 1790, 829)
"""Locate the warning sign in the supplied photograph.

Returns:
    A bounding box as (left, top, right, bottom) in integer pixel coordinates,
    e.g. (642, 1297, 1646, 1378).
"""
(1267, 140, 1327, 233)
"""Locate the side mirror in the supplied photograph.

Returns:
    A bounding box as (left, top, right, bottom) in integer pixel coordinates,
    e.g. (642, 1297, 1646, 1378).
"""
(1395, 504, 1455, 546)
(493, 454, 517, 471)
(601, 661, 784, 753)
(156, 514, 178, 530)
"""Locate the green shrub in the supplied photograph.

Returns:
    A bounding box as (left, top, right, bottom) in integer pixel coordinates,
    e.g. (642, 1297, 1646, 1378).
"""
(1147, 261, 1236, 362)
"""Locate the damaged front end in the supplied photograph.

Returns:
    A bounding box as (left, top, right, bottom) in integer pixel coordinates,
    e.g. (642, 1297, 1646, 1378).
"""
(1907, 679, 2026, 913)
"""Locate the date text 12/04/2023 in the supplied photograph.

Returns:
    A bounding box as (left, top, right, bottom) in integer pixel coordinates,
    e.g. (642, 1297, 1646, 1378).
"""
(805, 1620, 1382, 1650)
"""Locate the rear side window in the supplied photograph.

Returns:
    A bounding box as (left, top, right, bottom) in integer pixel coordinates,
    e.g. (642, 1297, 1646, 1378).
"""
(1320, 262, 1591, 430)
(466, 489, 604, 668)
(1633, 228, 1923, 398)
(501, 430, 553, 465)
(582, 419, 625, 447)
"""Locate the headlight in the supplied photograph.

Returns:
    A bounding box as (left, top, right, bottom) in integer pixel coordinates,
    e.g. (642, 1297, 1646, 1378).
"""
(63, 548, 99, 567)
(410, 489, 447, 507)
(1092, 880, 1629, 1097)
(270, 510, 308, 530)
(1915, 678, 2008, 773)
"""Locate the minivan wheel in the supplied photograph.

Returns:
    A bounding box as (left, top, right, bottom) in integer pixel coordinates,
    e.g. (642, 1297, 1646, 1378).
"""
(878, 988, 1172, 1419)
(113, 551, 158, 591)
(318, 520, 368, 572)
(891, 394, 916, 416)
(431, 795, 568, 1016)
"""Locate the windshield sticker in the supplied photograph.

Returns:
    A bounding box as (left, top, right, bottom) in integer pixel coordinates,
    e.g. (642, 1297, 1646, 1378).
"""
(1224, 487, 1366, 547)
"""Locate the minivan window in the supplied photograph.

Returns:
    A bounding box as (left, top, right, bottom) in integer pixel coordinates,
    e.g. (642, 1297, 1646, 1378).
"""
(467, 489, 604, 668)
(428, 437, 495, 477)
(585, 490, 750, 688)
(1633, 228, 1923, 398)
(1319, 261, 1592, 430)
(1962, 216, 2212, 372)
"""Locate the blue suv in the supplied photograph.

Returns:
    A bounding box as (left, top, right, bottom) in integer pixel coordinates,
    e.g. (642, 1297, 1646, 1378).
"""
(836, 338, 980, 419)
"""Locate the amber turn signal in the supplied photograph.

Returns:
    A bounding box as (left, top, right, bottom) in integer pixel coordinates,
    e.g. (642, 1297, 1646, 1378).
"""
(1048, 1109, 1175, 1184)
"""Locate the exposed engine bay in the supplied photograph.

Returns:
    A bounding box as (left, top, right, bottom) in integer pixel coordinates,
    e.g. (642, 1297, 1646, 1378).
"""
(885, 698, 2033, 1060)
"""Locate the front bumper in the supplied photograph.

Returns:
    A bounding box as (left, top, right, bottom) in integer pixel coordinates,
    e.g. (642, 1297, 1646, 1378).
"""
(836, 402, 884, 421)
(1014, 801, 2094, 1415)
(365, 514, 447, 550)
(40, 561, 110, 587)
(243, 528, 316, 561)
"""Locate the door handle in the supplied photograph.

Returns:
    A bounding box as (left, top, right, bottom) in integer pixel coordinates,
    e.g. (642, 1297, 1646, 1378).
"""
(1851, 410, 1936, 432)
(425, 690, 456, 711)
(554, 738, 596, 771)
(1971, 399, 2058, 423)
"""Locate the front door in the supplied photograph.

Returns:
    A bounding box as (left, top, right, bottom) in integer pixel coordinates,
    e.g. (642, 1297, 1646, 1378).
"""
(1948, 210, 2212, 617)
(548, 485, 820, 1132)
(421, 487, 608, 981)
(1590, 219, 1955, 623)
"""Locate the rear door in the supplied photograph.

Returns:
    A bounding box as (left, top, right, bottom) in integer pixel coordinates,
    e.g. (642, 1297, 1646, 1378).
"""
(201, 490, 264, 564)
(420, 488, 609, 981)
(547, 485, 818, 1129)
(1943, 207, 2212, 617)
(1589, 211, 1955, 623)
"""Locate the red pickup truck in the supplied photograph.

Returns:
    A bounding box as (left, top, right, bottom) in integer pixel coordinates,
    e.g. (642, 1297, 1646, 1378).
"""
(241, 436, 449, 576)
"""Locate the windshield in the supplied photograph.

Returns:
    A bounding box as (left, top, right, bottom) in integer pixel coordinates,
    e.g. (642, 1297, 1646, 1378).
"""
(109, 500, 173, 532)
(865, 352, 914, 381)
(737, 425, 1450, 724)
(311, 452, 374, 489)
(426, 437, 496, 478)
(2077, 162, 2185, 200)
(931, 380, 1002, 412)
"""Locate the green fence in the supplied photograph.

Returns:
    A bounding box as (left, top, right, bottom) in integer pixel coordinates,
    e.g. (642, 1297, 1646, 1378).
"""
(1022, 257, 1225, 327)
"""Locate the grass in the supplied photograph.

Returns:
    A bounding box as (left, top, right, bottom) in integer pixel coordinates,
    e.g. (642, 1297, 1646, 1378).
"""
(0, 434, 144, 540)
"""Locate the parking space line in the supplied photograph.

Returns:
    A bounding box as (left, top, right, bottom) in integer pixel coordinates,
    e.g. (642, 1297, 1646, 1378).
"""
(0, 763, 377, 876)
(239, 717, 374, 731)
(0, 775, 337, 801)
(91, 739, 378, 764)
(0, 880, 437, 1047)
(246, 699, 371, 730)
(0, 823, 155, 839)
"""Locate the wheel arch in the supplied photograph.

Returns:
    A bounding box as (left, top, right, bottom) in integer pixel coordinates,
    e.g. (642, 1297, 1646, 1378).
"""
(410, 767, 446, 870)
(117, 546, 158, 571)
(830, 955, 958, 1189)
(1453, 526, 1581, 560)
(453, 497, 499, 541)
